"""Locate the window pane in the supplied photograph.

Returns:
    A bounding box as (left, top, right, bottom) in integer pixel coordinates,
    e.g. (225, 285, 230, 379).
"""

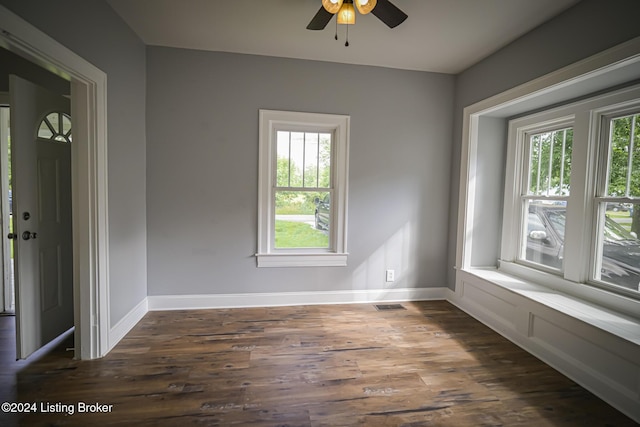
(528, 128, 572, 196)
(276, 131, 332, 190)
(38, 117, 54, 139)
(595, 202, 640, 292)
(276, 131, 291, 187)
(607, 114, 640, 197)
(48, 112, 60, 133)
(303, 133, 319, 188)
(523, 200, 567, 270)
(38, 112, 71, 142)
(274, 190, 329, 249)
(62, 114, 72, 140)
(290, 132, 304, 187)
(318, 133, 331, 188)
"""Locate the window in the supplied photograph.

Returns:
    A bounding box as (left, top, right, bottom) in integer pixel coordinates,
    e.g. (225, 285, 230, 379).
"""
(257, 110, 349, 267)
(38, 111, 72, 143)
(521, 125, 573, 270)
(502, 85, 640, 298)
(594, 111, 640, 290)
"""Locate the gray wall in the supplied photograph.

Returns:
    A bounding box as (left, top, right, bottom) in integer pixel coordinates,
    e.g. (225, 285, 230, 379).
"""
(0, 0, 148, 326)
(470, 117, 506, 267)
(146, 47, 454, 296)
(447, 0, 640, 288)
(9, 0, 636, 307)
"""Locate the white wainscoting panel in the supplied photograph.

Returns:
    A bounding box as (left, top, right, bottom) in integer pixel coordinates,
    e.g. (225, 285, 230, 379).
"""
(530, 314, 638, 395)
(450, 268, 640, 423)
(459, 280, 519, 332)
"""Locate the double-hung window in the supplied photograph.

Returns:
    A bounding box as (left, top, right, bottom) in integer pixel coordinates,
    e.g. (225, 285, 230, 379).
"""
(257, 110, 349, 267)
(520, 123, 573, 271)
(502, 84, 640, 298)
(594, 110, 640, 290)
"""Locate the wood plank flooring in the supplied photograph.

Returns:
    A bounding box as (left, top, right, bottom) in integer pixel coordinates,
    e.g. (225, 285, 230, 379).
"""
(2, 301, 637, 426)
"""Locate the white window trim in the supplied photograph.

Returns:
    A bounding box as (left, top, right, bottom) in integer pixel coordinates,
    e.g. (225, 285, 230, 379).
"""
(256, 110, 349, 267)
(501, 84, 640, 299)
(502, 114, 575, 266)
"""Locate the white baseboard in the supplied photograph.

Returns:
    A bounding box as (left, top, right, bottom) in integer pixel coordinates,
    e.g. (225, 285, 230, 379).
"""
(108, 297, 148, 352)
(147, 287, 447, 311)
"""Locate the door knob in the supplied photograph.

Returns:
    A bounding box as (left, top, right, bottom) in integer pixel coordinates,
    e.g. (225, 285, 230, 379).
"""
(7, 233, 17, 240)
(22, 231, 37, 240)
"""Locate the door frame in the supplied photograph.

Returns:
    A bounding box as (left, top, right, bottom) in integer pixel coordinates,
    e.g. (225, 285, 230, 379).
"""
(0, 5, 110, 359)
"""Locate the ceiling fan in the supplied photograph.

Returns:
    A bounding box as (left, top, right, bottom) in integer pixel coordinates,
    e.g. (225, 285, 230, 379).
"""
(306, 0, 408, 31)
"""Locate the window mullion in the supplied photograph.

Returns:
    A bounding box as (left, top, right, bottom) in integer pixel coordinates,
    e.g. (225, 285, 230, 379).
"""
(564, 113, 593, 284)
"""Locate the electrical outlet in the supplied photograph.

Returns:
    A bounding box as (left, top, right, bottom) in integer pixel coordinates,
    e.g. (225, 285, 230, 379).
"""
(385, 269, 395, 282)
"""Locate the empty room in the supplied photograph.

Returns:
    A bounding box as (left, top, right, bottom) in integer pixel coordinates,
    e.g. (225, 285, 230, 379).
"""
(0, 0, 639, 425)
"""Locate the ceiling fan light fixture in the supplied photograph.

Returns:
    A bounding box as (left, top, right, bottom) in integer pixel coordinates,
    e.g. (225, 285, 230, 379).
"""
(322, 0, 343, 14)
(337, 2, 356, 25)
(355, 0, 377, 15)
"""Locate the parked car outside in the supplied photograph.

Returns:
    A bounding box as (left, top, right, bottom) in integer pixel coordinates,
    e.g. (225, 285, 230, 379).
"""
(314, 194, 330, 231)
(606, 202, 631, 212)
(527, 204, 640, 291)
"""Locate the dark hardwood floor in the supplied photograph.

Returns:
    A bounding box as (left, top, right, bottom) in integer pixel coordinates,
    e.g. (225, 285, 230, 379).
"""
(1, 301, 636, 426)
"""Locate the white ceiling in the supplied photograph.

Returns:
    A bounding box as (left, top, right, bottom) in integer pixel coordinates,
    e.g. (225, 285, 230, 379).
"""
(107, 0, 581, 74)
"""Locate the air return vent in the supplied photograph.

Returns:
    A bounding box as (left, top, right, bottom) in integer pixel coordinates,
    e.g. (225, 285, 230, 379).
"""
(374, 304, 406, 311)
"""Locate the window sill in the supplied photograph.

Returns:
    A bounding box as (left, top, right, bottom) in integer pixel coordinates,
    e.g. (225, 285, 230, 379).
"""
(256, 253, 348, 268)
(463, 265, 640, 345)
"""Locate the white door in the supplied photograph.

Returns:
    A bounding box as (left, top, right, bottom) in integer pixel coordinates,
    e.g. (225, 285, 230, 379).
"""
(10, 75, 73, 359)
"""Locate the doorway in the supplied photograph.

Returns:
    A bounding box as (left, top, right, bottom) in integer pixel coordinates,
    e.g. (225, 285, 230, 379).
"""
(0, 79, 74, 360)
(0, 5, 111, 359)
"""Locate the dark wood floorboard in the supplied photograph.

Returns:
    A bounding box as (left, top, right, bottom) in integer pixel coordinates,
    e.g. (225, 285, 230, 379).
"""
(1, 301, 636, 426)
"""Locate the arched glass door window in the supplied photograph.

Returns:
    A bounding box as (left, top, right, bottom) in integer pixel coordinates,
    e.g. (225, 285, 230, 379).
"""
(38, 112, 71, 143)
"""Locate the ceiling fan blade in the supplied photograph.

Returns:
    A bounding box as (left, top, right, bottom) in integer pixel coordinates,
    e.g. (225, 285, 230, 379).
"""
(371, 0, 407, 28)
(307, 6, 334, 30)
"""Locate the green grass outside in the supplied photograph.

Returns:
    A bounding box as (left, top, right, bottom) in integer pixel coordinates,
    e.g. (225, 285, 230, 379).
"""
(275, 220, 328, 248)
(606, 211, 632, 232)
(275, 206, 313, 215)
(607, 211, 631, 219)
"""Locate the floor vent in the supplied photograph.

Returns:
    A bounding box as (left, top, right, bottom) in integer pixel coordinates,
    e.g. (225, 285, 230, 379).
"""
(374, 304, 406, 311)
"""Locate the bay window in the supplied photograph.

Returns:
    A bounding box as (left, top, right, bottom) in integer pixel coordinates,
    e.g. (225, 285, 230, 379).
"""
(502, 85, 640, 297)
